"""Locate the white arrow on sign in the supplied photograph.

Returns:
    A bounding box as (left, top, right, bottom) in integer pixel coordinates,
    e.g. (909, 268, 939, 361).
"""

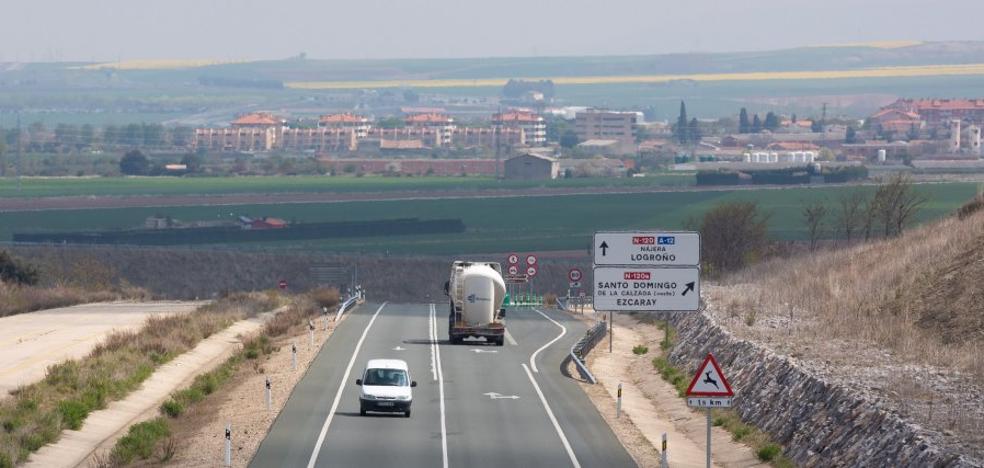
(471, 349, 498, 354)
(594, 231, 701, 267)
(483, 392, 520, 400)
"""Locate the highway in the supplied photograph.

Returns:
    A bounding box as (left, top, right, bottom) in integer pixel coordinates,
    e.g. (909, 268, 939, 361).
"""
(251, 303, 635, 468)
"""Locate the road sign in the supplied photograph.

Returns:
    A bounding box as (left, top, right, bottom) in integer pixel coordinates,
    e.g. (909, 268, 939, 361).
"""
(568, 268, 583, 282)
(526, 254, 538, 266)
(569, 281, 581, 288)
(526, 265, 538, 277)
(278, 279, 288, 290)
(507, 265, 520, 275)
(505, 274, 528, 284)
(507, 254, 520, 265)
(592, 267, 699, 311)
(686, 353, 734, 398)
(594, 231, 700, 267)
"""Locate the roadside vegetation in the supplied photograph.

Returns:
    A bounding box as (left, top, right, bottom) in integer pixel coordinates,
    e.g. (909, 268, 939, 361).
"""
(650, 321, 795, 467)
(0, 250, 149, 317)
(95, 289, 338, 467)
(0, 292, 284, 466)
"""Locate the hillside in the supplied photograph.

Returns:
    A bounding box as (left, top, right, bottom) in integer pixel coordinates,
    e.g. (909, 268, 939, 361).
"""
(708, 197, 984, 462)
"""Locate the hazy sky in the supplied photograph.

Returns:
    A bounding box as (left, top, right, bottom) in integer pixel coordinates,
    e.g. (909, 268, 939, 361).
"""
(3, 0, 984, 62)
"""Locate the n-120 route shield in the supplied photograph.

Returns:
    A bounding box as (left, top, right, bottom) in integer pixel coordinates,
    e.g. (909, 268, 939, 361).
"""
(592, 267, 699, 311)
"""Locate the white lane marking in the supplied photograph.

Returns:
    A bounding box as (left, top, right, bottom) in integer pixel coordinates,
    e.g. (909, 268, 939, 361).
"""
(307, 303, 387, 468)
(393, 346, 406, 351)
(504, 329, 518, 346)
(430, 303, 450, 468)
(522, 363, 582, 468)
(429, 307, 438, 381)
(530, 308, 567, 373)
(471, 349, 497, 354)
(483, 392, 520, 400)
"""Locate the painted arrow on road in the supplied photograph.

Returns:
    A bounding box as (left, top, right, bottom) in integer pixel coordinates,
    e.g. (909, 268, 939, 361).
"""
(483, 392, 520, 400)
(682, 282, 695, 296)
(471, 349, 498, 354)
(392, 346, 406, 351)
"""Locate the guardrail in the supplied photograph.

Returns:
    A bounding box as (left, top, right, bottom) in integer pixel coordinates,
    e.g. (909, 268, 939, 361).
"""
(334, 290, 363, 322)
(569, 321, 607, 384)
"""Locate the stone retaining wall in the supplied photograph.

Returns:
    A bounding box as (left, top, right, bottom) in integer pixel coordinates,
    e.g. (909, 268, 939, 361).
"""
(661, 310, 981, 467)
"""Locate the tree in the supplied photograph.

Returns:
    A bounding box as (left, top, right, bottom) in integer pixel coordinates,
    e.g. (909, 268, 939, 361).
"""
(845, 126, 858, 144)
(751, 114, 762, 133)
(119, 149, 150, 175)
(0, 250, 39, 286)
(867, 173, 927, 238)
(675, 101, 689, 144)
(559, 129, 579, 149)
(180, 153, 204, 173)
(690, 201, 771, 275)
(764, 112, 779, 131)
(738, 108, 750, 134)
(688, 118, 701, 143)
(403, 89, 420, 103)
(80, 124, 96, 148)
(837, 189, 867, 242)
(906, 124, 920, 141)
(171, 126, 194, 148)
(791, 114, 798, 123)
(802, 201, 828, 251)
(811, 119, 824, 133)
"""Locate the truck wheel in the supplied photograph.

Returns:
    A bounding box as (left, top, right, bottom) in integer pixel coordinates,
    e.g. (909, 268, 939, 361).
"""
(495, 337, 504, 346)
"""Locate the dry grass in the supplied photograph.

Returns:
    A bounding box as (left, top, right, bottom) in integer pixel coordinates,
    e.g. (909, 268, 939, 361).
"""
(73, 59, 246, 70)
(721, 209, 984, 378)
(286, 62, 984, 90)
(0, 292, 283, 466)
(0, 283, 148, 318)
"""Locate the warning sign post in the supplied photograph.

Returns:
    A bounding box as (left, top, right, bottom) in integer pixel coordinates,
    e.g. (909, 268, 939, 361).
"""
(685, 353, 735, 468)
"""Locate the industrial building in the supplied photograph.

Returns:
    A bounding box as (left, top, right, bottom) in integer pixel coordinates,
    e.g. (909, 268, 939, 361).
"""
(504, 153, 559, 180)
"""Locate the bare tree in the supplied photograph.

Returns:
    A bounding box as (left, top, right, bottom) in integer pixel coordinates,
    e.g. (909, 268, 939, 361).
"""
(691, 201, 771, 275)
(802, 201, 828, 251)
(837, 189, 867, 242)
(869, 173, 927, 237)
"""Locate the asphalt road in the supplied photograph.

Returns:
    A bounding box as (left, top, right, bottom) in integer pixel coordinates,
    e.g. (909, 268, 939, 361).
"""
(251, 303, 635, 468)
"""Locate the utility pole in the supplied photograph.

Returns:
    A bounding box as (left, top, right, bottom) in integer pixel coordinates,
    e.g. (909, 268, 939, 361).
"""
(494, 105, 501, 180)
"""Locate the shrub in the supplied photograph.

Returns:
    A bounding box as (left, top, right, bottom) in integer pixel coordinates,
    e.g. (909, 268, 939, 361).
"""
(56, 400, 88, 430)
(160, 399, 183, 418)
(308, 287, 340, 309)
(957, 193, 984, 220)
(757, 443, 782, 461)
(543, 293, 557, 307)
(632, 345, 649, 355)
(0, 251, 40, 286)
(111, 418, 170, 464)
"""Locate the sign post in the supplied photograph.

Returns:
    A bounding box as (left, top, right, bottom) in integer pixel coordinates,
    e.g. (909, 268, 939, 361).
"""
(278, 279, 288, 290)
(591, 230, 701, 322)
(685, 353, 735, 468)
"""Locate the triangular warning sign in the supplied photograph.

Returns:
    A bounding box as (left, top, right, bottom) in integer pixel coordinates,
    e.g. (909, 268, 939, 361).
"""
(685, 353, 734, 397)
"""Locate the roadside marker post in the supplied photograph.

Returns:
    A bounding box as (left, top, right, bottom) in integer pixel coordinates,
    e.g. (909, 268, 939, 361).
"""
(224, 424, 232, 467)
(291, 343, 297, 371)
(265, 377, 272, 411)
(661, 433, 668, 468)
(309, 319, 316, 349)
(616, 383, 622, 418)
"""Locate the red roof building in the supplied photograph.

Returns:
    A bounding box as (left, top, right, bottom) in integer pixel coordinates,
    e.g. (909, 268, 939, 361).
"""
(319, 113, 372, 139)
(230, 113, 285, 128)
(882, 99, 984, 127)
(492, 110, 546, 145)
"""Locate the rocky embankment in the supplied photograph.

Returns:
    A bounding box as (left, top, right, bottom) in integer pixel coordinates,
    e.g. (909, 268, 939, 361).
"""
(662, 309, 982, 468)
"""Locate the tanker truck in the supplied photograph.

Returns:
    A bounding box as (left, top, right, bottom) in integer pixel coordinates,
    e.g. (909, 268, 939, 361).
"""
(443, 261, 507, 346)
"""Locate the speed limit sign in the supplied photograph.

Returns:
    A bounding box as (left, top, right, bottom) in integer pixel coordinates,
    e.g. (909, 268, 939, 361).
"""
(526, 255, 538, 266)
(526, 265, 538, 277)
(508, 265, 520, 275)
(568, 268, 582, 282)
(507, 254, 520, 265)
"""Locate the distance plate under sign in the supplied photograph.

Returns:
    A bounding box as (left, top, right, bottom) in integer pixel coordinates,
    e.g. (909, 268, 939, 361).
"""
(594, 231, 700, 267)
(592, 266, 699, 312)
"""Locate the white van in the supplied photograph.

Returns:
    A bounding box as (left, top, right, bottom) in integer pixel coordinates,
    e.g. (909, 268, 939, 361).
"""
(355, 359, 416, 417)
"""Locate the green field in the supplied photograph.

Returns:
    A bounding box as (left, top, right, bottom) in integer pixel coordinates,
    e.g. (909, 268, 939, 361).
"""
(0, 174, 695, 199)
(5, 183, 975, 255)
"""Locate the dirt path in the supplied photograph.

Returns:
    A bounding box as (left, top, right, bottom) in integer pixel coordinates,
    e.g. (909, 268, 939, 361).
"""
(0, 301, 204, 397)
(585, 312, 765, 468)
(24, 308, 280, 468)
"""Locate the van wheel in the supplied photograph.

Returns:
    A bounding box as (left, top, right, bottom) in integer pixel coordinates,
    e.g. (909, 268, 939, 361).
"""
(404, 409, 411, 418)
(360, 406, 367, 416)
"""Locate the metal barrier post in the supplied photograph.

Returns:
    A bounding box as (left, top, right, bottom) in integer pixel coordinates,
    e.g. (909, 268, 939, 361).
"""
(265, 377, 272, 411)
(291, 343, 297, 370)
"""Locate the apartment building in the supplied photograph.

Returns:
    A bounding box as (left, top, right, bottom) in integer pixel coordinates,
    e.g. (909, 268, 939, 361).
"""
(319, 113, 372, 139)
(574, 109, 638, 154)
(492, 110, 546, 145)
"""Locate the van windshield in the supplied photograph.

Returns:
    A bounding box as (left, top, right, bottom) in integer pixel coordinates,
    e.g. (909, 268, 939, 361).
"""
(363, 368, 409, 386)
